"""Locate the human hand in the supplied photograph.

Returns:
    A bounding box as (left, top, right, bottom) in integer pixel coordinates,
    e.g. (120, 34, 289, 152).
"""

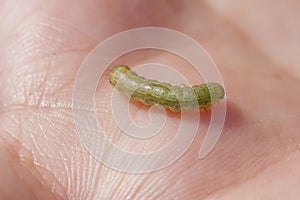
(0, 1, 299, 199)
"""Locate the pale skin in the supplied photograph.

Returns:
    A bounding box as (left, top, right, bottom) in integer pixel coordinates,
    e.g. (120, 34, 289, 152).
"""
(0, 0, 300, 199)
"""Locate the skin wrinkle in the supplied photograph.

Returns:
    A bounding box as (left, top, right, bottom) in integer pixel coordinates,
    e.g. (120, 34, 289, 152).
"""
(78, 158, 90, 199)
(199, 9, 298, 191)
(0, 0, 146, 198)
(95, 63, 294, 198)
(105, 104, 177, 152)
(36, 110, 74, 148)
(85, 159, 101, 199)
(125, 177, 146, 199)
(206, 134, 290, 197)
(134, 173, 173, 200)
(2, 17, 91, 89)
(15, 16, 94, 58)
(34, 162, 67, 199)
(93, 168, 109, 198)
(1, 30, 278, 200)
(158, 101, 298, 199)
(153, 175, 178, 199)
(129, 175, 157, 199)
(0, 137, 65, 200)
(0, 65, 76, 109)
(0, 0, 178, 111)
(0, 1, 37, 40)
(99, 169, 124, 199)
(0, 0, 299, 199)
(171, 2, 298, 198)
(109, 175, 130, 199)
(34, 68, 56, 108)
(158, 161, 196, 198)
(130, 175, 154, 199)
(12, 107, 84, 199)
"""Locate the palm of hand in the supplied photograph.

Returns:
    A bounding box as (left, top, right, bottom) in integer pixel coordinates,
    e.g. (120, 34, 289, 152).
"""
(0, 1, 299, 199)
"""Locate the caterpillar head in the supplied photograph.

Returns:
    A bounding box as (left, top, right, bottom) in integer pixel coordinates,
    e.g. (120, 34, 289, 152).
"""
(109, 65, 131, 86)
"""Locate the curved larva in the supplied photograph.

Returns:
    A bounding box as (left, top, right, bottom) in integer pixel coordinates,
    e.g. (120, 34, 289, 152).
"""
(109, 65, 225, 112)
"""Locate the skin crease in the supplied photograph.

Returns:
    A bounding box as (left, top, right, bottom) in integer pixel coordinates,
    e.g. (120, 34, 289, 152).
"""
(0, 0, 300, 199)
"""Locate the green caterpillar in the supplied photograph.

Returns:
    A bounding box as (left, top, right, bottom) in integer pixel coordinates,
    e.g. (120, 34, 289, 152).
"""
(109, 65, 225, 112)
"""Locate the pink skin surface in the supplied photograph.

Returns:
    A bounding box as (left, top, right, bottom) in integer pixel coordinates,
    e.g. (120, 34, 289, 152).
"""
(1, 0, 300, 199)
